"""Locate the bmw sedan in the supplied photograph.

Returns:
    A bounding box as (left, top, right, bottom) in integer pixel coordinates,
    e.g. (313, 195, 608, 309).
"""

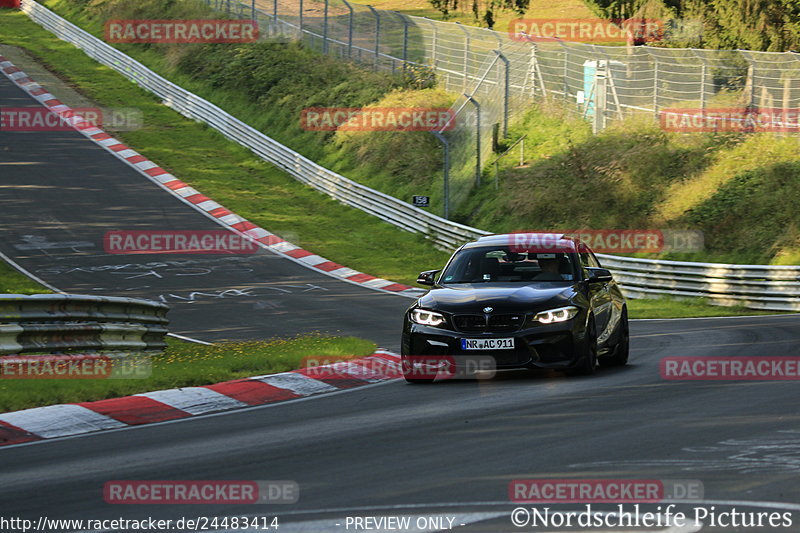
(401, 233, 629, 383)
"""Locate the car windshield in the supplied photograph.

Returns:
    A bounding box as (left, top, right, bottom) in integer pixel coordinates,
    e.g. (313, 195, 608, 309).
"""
(439, 247, 577, 283)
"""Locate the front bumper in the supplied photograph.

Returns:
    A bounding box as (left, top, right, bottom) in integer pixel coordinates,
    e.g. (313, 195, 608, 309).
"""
(402, 318, 586, 370)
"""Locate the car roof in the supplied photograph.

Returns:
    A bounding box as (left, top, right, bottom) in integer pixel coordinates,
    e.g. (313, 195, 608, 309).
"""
(463, 233, 580, 251)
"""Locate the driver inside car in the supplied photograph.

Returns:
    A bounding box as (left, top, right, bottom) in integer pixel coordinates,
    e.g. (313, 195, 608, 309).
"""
(534, 256, 568, 281)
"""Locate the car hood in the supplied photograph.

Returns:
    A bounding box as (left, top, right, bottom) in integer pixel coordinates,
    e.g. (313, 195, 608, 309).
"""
(417, 282, 579, 314)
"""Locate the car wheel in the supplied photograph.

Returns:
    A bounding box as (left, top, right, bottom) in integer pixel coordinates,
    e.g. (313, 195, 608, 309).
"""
(602, 307, 629, 367)
(568, 316, 598, 376)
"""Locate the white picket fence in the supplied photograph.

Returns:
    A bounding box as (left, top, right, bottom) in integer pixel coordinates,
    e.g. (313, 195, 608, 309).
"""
(19, 0, 800, 311)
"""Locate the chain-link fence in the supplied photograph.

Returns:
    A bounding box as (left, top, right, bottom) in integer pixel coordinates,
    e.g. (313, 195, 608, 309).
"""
(206, 0, 800, 213)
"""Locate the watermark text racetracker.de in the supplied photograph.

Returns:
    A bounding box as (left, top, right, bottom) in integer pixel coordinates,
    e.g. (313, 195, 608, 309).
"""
(508, 18, 665, 43)
(301, 107, 455, 131)
(661, 107, 800, 133)
(509, 479, 703, 504)
(507, 229, 704, 254)
(0, 354, 150, 379)
(661, 356, 800, 380)
(0, 107, 142, 132)
(104, 480, 298, 504)
(104, 230, 259, 255)
(104, 19, 258, 43)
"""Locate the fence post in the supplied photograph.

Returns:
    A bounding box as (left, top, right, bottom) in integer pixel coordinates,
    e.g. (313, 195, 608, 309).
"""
(367, 5, 381, 70)
(251, 0, 256, 22)
(273, 0, 277, 20)
(494, 49, 510, 138)
(700, 63, 707, 111)
(299, 0, 304, 33)
(424, 18, 438, 67)
(323, 0, 329, 54)
(528, 39, 537, 98)
(465, 94, 481, 186)
(342, 0, 354, 57)
(652, 55, 659, 120)
(746, 63, 755, 108)
(432, 132, 450, 219)
(559, 41, 570, 98)
(395, 12, 409, 72)
(455, 22, 471, 91)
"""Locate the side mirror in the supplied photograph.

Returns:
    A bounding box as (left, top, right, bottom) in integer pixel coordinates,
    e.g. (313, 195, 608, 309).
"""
(416, 269, 440, 286)
(586, 267, 613, 283)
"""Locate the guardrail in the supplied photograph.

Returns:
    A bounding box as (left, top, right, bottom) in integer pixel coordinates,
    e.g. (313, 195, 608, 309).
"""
(597, 254, 800, 312)
(0, 294, 169, 354)
(18, 0, 799, 312)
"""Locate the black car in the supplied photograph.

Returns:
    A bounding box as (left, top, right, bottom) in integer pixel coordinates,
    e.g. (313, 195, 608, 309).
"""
(401, 233, 629, 383)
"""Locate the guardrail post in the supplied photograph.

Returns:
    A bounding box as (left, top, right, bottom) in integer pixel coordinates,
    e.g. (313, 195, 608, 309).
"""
(367, 5, 381, 70)
(273, 0, 277, 20)
(432, 132, 450, 219)
(494, 49, 509, 138)
(342, 0, 354, 57)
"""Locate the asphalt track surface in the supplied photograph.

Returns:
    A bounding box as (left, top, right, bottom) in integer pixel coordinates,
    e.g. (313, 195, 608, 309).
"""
(2, 65, 800, 533)
(0, 74, 410, 349)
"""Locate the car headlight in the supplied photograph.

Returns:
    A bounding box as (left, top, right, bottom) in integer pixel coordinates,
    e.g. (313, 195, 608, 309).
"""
(410, 309, 447, 327)
(533, 306, 579, 324)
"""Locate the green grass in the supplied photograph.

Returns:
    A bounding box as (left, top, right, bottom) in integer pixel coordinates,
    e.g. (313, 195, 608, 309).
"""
(459, 102, 800, 266)
(626, 297, 787, 319)
(0, 261, 51, 295)
(0, 6, 450, 286)
(0, 334, 376, 413)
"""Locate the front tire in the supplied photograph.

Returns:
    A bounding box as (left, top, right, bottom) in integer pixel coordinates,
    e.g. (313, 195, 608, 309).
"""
(568, 316, 598, 376)
(602, 307, 629, 367)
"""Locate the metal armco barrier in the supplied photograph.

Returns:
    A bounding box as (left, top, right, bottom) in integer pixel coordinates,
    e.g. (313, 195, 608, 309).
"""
(0, 294, 169, 354)
(17, 1, 800, 312)
(597, 254, 800, 312)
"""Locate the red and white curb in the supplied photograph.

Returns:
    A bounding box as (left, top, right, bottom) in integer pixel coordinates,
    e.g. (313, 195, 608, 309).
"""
(0, 350, 402, 446)
(0, 56, 425, 298)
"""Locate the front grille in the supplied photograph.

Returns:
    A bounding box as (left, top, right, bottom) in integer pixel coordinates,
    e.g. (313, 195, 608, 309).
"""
(453, 313, 524, 333)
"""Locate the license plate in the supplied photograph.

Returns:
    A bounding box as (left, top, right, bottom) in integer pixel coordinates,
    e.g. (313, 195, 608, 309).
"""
(461, 338, 514, 350)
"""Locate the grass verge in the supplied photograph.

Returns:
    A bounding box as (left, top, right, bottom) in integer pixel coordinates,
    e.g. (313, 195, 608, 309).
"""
(626, 297, 788, 319)
(0, 261, 51, 295)
(0, 334, 376, 413)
